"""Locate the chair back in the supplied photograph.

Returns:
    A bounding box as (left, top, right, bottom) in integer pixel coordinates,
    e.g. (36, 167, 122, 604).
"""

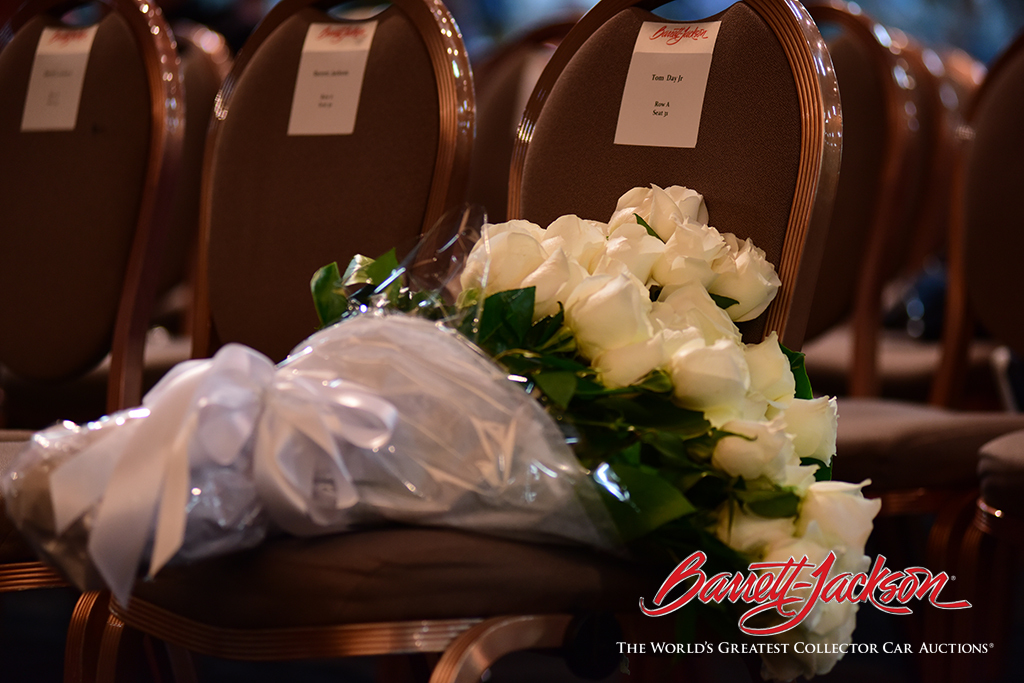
(0, 0, 183, 412)
(467, 20, 575, 223)
(508, 0, 841, 349)
(805, 1, 932, 395)
(192, 0, 474, 362)
(934, 30, 1024, 406)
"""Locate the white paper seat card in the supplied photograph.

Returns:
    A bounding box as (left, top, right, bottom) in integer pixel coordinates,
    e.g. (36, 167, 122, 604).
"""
(614, 21, 721, 149)
(21, 25, 99, 132)
(287, 22, 378, 136)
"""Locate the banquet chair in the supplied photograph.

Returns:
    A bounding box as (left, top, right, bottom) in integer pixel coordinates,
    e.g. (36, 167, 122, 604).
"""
(913, 29, 1024, 683)
(800, 1, 941, 399)
(0, 0, 184, 679)
(87, 1, 835, 682)
(465, 19, 576, 223)
(508, 0, 842, 350)
(189, 0, 473, 362)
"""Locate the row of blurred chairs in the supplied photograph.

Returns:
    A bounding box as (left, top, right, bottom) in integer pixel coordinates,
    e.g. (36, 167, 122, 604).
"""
(2, 0, 1024, 681)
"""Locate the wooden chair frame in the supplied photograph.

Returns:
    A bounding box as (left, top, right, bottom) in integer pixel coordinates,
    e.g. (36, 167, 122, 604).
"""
(189, 0, 475, 359)
(508, 0, 842, 351)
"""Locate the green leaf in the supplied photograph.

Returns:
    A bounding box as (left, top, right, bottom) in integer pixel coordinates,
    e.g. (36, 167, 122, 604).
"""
(310, 262, 349, 327)
(362, 249, 401, 286)
(598, 464, 696, 541)
(800, 457, 833, 482)
(342, 254, 377, 285)
(735, 488, 801, 518)
(633, 213, 664, 242)
(709, 293, 740, 310)
(780, 344, 814, 400)
(475, 288, 535, 352)
(533, 371, 578, 409)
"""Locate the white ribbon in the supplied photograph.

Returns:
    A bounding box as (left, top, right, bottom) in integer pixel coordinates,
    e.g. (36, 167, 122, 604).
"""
(48, 343, 398, 605)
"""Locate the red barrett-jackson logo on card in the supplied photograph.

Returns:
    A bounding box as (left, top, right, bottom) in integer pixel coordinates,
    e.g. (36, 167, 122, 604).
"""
(640, 551, 972, 636)
(649, 25, 712, 45)
(48, 29, 90, 46)
(317, 25, 368, 44)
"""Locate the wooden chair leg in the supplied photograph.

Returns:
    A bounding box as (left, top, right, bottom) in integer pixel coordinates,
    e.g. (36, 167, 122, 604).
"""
(96, 611, 128, 683)
(428, 615, 572, 683)
(65, 591, 111, 683)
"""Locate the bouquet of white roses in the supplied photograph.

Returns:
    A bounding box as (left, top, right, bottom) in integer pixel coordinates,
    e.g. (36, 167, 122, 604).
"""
(312, 184, 880, 681)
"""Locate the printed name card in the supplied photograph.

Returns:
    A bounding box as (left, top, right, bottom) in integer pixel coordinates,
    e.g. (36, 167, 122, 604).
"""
(287, 21, 377, 136)
(614, 21, 721, 149)
(21, 26, 99, 132)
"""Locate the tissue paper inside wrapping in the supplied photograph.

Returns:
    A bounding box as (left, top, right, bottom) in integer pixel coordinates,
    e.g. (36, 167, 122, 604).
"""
(283, 315, 621, 551)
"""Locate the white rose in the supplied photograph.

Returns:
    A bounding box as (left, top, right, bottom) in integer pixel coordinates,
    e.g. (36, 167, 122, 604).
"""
(564, 273, 653, 359)
(521, 249, 588, 320)
(712, 417, 795, 483)
(796, 480, 880, 561)
(608, 184, 709, 240)
(651, 281, 740, 345)
(650, 218, 729, 289)
(709, 234, 782, 322)
(460, 220, 548, 295)
(781, 397, 838, 465)
(668, 337, 749, 426)
(714, 504, 796, 558)
(541, 214, 607, 273)
(745, 332, 796, 410)
(601, 222, 665, 284)
(594, 331, 668, 388)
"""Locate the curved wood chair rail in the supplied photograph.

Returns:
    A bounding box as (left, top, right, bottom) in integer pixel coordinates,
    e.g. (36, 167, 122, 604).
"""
(806, 0, 927, 397)
(507, 0, 841, 350)
(190, 0, 475, 359)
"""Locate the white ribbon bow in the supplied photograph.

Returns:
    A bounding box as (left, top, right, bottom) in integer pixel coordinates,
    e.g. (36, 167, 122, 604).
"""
(49, 343, 397, 605)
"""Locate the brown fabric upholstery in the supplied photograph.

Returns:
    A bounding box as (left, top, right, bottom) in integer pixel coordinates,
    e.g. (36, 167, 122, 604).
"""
(206, 7, 440, 362)
(466, 45, 539, 223)
(803, 30, 885, 340)
(978, 429, 1024, 518)
(832, 397, 1024, 490)
(963, 42, 1024, 358)
(518, 6, 801, 343)
(134, 527, 661, 629)
(0, 12, 150, 382)
(804, 325, 997, 401)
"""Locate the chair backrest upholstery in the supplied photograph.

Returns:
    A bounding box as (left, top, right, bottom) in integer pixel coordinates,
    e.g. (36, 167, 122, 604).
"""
(467, 20, 574, 223)
(0, 0, 183, 411)
(508, 0, 841, 350)
(193, 0, 474, 362)
(805, 1, 931, 395)
(935, 29, 1024, 407)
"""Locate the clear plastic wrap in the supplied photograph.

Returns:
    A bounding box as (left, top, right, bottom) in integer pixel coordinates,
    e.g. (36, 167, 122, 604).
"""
(2, 314, 619, 605)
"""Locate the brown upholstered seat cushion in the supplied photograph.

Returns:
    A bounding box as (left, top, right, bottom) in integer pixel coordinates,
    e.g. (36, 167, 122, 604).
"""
(978, 429, 1024, 518)
(0, 431, 37, 564)
(133, 527, 662, 629)
(833, 398, 1024, 490)
(803, 325, 998, 401)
